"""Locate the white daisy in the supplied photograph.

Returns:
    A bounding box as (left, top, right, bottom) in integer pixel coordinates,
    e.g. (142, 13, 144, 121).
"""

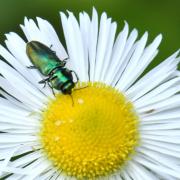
(0, 8, 180, 180)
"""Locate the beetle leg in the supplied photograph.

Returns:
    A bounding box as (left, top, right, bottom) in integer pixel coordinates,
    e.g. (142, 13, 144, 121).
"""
(47, 82, 55, 96)
(38, 77, 55, 96)
(49, 45, 58, 56)
(38, 77, 50, 84)
(27, 65, 37, 69)
(61, 57, 69, 66)
(42, 82, 47, 88)
(69, 94, 74, 106)
(70, 71, 79, 83)
(60, 57, 69, 66)
(48, 75, 58, 96)
(62, 60, 67, 66)
(62, 57, 69, 61)
(49, 75, 58, 81)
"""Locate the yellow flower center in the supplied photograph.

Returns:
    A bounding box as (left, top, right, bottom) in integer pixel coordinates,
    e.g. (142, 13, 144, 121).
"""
(40, 82, 139, 179)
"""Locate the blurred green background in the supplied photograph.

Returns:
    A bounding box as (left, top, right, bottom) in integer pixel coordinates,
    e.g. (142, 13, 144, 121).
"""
(0, 0, 179, 69)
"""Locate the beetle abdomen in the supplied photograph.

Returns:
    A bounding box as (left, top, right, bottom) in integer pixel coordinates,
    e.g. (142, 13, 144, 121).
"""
(26, 41, 78, 95)
(26, 41, 64, 75)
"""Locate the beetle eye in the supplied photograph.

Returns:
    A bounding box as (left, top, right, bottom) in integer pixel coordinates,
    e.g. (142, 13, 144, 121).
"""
(63, 83, 74, 94)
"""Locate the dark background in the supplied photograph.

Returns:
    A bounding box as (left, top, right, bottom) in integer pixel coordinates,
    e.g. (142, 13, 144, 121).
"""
(0, 0, 179, 69)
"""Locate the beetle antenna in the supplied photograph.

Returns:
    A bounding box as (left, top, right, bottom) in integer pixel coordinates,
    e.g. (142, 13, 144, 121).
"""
(69, 94, 74, 106)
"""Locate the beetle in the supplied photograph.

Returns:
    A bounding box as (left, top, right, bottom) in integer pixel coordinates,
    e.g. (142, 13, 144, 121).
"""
(26, 41, 79, 95)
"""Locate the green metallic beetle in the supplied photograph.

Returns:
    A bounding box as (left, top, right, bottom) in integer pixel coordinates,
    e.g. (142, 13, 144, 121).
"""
(26, 41, 79, 95)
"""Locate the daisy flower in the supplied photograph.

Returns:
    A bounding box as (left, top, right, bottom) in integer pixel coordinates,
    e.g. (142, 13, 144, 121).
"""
(0, 8, 180, 180)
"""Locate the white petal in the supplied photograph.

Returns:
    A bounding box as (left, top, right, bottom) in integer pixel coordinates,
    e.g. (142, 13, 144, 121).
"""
(141, 122, 180, 131)
(141, 107, 180, 121)
(23, 158, 51, 180)
(9, 151, 42, 168)
(94, 12, 111, 81)
(137, 147, 180, 172)
(21, 17, 45, 43)
(120, 170, 132, 180)
(140, 142, 180, 158)
(0, 61, 47, 107)
(79, 11, 91, 80)
(36, 17, 68, 59)
(138, 95, 180, 114)
(60, 12, 88, 81)
(141, 134, 180, 144)
(89, 8, 98, 81)
(0, 146, 20, 175)
(0, 134, 37, 143)
(1, 166, 30, 175)
(0, 91, 29, 110)
(100, 22, 117, 82)
(134, 76, 180, 108)
(127, 50, 179, 101)
(105, 22, 129, 84)
(111, 29, 138, 86)
(36, 169, 57, 180)
(142, 139, 180, 153)
(0, 77, 38, 110)
(6, 174, 24, 180)
(116, 32, 148, 91)
(0, 42, 52, 98)
(134, 155, 180, 179)
(121, 35, 162, 91)
(129, 161, 159, 180)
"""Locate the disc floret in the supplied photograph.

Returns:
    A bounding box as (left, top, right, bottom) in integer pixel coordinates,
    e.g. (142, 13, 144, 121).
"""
(40, 82, 139, 179)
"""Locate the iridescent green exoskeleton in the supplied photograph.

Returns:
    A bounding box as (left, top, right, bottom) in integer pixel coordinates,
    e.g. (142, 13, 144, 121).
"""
(26, 41, 79, 95)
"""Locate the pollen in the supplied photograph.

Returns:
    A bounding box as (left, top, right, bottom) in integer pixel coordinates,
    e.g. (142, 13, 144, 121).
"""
(40, 82, 139, 179)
